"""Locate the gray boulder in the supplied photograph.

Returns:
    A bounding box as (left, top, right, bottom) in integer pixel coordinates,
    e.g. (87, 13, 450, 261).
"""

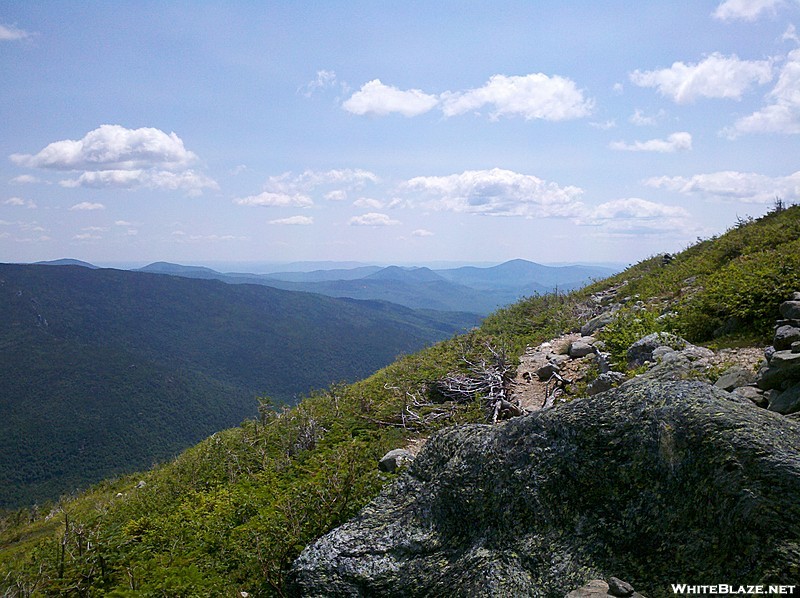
(537, 362, 561, 381)
(581, 311, 616, 336)
(714, 365, 756, 392)
(757, 350, 800, 390)
(768, 381, 800, 415)
(774, 325, 800, 351)
(626, 333, 687, 366)
(566, 578, 645, 598)
(586, 371, 627, 395)
(732, 385, 770, 408)
(779, 300, 800, 321)
(378, 449, 414, 472)
(287, 377, 800, 597)
(569, 340, 596, 358)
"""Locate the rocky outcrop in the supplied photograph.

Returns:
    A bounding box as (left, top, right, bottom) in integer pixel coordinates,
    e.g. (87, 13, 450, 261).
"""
(750, 293, 800, 415)
(288, 374, 800, 597)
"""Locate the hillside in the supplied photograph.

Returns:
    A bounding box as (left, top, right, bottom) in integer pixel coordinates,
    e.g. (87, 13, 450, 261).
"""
(1, 206, 799, 595)
(0, 264, 479, 508)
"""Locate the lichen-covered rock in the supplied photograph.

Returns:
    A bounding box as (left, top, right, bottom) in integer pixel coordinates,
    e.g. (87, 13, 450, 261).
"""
(287, 376, 800, 597)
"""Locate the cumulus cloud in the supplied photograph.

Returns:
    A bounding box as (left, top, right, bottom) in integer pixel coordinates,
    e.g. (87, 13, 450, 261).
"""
(10, 125, 217, 193)
(269, 215, 314, 225)
(577, 198, 697, 236)
(630, 53, 773, 103)
(0, 24, 31, 41)
(343, 80, 439, 117)
(342, 73, 593, 121)
(609, 132, 693, 152)
(411, 228, 434, 237)
(440, 73, 594, 121)
(723, 48, 800, 137)
(233, 192, 313, 207)
(404, 168, 584, 218)
(69, 202, 105, 211)
(348, 212, 401, 226)
(713, 0, 785, 21)
(645, 169, 800, 203)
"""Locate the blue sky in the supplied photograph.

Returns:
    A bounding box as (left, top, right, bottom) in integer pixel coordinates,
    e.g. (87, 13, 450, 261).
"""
(1, 1, 799, 267)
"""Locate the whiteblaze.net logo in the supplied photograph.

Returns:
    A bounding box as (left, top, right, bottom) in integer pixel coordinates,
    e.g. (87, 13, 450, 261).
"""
(671, 585, 797, 595)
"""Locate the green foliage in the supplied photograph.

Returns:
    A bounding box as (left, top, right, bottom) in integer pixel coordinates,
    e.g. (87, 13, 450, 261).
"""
(598, 308, 669, 369)
(677, 240, 800, 341)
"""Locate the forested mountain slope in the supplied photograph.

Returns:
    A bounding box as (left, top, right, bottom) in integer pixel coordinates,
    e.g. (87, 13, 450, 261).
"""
(0, 264, 479, 507)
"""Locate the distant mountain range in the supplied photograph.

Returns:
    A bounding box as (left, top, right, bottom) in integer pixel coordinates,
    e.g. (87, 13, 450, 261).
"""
(0, 263, 479, 507)
(133, 258, 617, 314)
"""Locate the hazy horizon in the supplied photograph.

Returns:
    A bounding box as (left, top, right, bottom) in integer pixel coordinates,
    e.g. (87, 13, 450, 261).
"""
(2, 2, 798, 266)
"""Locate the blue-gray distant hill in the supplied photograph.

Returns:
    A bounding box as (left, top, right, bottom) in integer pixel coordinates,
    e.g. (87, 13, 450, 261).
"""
(0, 263, 479, 508)
(137, 259, 617, 314)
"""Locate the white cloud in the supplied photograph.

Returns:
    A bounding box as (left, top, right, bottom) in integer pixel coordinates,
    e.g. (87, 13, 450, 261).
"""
(577, 198, 697, 236)
(69, 202, 105, 211)
(10, 124, 217, 193)
(343, 73, 593, 121)
(0, 24, 31, 41)
(609, 132, 693, 152)
(353, 197, 384, 209)
(4, 197, 37, 208)
(405, 168, 584, 218)
(266, 169, 379, 193)
(114, 220, 137, 226)
(72, 233, 102, 241)
(645, 169, 800, 203)
(325, 190, 348, 201)
(10, 174, 40, 184)
(343, 79, 439, 117)
(411, 228, 434, 237)
(269, 215, 314, 225)
(348, 212, 401, 226)
(723, 48, 800, 137)
(12, 124, 197, 171)
(630, 53, 773, 103)
(713, 0, 785, 21)
(233, 192, 313, 207)
(440, 73, 593, 121)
